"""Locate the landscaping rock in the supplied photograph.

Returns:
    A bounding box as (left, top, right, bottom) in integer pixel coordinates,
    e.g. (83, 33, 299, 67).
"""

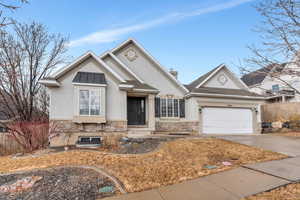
(11, 153, 24, 159)
(0, 176, 42, 193)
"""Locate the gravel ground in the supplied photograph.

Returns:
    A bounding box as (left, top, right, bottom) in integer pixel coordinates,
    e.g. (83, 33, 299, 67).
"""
(0, 167, 117, 200)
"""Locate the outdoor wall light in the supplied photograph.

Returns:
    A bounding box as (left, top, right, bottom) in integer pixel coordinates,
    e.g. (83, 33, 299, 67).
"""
(252, 107, 258, 113)
(199, 108, 202, 113)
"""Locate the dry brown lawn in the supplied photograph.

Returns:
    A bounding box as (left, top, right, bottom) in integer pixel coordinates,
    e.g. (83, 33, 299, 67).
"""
(275, 132, 300, 137)
(0, 138, 286, 193)
(244, 183, 300, 200)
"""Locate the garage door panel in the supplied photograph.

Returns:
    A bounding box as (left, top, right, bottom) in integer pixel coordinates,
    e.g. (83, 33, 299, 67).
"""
(202, 107, 253, 134)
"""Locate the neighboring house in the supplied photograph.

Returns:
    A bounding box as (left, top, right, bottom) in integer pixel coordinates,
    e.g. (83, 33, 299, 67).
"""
(241, 63, 300, 103)
(40, 38, 265, 147)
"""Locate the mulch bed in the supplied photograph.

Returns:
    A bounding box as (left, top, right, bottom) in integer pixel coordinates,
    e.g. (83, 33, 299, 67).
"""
(48, 137, 175, 155)
(0, 138, 287, 193)
(0, 167, 117, 200)
(243, 183, 300, 200)
(106, 137, 175, 154)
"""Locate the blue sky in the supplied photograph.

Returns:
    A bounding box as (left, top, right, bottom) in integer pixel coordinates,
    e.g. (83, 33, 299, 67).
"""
(11, 0, 260, 84)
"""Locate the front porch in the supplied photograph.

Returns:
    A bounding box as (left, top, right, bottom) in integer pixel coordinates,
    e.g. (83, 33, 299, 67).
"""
(126, 92, 156, 136)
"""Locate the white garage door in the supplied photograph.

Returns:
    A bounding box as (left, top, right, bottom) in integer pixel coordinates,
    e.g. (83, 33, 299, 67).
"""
(202, 107, 253, 134)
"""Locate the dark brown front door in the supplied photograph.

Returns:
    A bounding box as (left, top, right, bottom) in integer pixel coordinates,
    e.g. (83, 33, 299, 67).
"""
(127, 97, 146, 125)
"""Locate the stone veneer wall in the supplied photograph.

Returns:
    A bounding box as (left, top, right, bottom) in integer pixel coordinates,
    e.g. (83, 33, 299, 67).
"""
(155, 121, 199, 135)
(50, 120, 127, 147)
(52, 120, 127, 133)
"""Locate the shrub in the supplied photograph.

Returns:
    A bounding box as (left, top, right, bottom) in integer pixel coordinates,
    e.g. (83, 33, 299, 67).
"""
(102, 135, 122, 149)
(7, 120, 58, 152)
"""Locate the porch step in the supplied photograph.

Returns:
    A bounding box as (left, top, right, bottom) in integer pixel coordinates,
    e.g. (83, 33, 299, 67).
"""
(127, 130, 152, 138)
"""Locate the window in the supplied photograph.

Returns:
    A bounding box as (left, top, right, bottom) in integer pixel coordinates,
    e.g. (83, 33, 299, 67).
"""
(174, 99, 179, 117)
(79, 89, 100, 116)
(272, 84, 279, 92)
(77, 136, 102, 145)
(0, 127, 7, 133)
(160, 98, 180, 118)
(161, 98, 167, 117)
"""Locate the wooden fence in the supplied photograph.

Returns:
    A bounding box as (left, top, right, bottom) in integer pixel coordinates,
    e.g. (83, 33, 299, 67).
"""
(261, 102, 300, 122)
(0, 133, 23, 156)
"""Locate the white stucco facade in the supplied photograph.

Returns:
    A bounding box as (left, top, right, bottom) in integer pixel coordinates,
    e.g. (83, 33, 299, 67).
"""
(40, 38, 264, 146)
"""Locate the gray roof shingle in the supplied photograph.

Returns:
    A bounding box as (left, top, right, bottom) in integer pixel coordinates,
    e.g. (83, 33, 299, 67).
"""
(185, 63, 265, 98)
(241, 63, 286, 86)
(185, 86, 264, 97)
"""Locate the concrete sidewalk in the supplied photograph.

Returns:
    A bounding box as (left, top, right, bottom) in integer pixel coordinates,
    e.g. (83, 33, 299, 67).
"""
(216, 135, 300, 157)
(103, 156, 300, 200)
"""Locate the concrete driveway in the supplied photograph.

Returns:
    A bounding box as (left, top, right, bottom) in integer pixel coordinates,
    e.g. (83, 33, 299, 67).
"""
(216, 135, 300, 157)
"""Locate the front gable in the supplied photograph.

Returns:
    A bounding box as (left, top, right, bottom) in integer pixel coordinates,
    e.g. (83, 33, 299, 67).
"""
(101, 54, 134, 81)
(203, 68, 241, 89)
(51, 51, 126, 84)
(198, 65, 248, 90)
(41, 53, 128, 122)
(111, 39, 188, 96)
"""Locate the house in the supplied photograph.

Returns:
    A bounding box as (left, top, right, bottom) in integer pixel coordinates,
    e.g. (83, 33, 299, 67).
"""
(39, 38, 265, 147)
(241, 63, 300, 103)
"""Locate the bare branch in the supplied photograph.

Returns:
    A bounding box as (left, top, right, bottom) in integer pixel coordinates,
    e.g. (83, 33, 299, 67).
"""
(0, 21, 68, 121)
(241, 0, 300, 95)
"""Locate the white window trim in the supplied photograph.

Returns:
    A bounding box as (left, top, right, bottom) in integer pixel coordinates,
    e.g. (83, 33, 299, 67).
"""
(73, 82, 107, 87)
(160, 97, 180, 118)
(79, 89, 101, 116)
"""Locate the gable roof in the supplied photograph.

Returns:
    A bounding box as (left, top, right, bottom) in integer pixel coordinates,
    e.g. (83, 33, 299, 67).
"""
(72, 72, 107, 85)
(100, 51, 145, 84)
(187, 64, 248, 90)
(185, 86, 264, 97)
(51, 51, 126, 83)
(187, 64, 223, 89)
(124, 80, 158, 91)
(241, 63, 286, 87)
(111, 38, 189, 93)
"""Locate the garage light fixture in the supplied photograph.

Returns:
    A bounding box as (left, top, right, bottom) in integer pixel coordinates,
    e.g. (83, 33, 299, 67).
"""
(199, 107, 202, 113)
(252, 107, 258, 113)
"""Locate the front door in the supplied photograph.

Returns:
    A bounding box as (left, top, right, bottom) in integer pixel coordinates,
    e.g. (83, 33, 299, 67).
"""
(127, 97, 146, 125)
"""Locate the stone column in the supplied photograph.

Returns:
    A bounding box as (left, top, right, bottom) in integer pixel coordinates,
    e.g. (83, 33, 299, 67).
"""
(148, 94, 156, 131)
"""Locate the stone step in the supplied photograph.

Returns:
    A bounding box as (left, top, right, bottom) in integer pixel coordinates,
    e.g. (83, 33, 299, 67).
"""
(127, 130, 152, 137)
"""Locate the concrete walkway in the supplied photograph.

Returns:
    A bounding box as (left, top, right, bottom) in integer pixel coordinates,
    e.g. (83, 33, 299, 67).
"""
(103, 156, 300, 200)
(216, 135, 300, 157)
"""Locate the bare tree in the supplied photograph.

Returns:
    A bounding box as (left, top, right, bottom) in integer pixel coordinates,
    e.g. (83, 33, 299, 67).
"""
(240, 0, 300, 93)
(0, 21, 68, 122)
(0, 0, 28, 27)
